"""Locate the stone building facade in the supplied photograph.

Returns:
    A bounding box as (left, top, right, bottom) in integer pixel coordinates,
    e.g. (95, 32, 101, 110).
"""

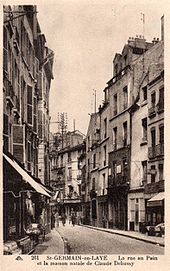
(3, 5, 54, 254)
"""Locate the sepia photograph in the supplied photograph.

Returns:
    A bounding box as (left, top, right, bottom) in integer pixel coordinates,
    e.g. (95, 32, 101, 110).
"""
(1, 0, 168, 268)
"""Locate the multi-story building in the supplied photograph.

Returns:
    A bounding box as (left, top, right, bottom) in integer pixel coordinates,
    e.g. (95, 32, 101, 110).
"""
(85, 112, 100, 225)
(145, 51, 164, 226)
(83, 18, 164, 231)
(3, 5, 54, 254)
(50, 130, 85, 217)
(128, 39, 164, 232)
(106, 36, 154, 230)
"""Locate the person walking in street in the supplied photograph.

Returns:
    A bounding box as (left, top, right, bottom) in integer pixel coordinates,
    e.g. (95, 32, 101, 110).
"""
(71, 208, 76, 226)
(61, 212, 66, 226)
(55, 210, 59, 228)
(51, 211, 55, 229)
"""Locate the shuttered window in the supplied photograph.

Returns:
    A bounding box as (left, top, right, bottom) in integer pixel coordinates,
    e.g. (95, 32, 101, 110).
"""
(27, 85, 33, 125)
(12, 125, 24, 163)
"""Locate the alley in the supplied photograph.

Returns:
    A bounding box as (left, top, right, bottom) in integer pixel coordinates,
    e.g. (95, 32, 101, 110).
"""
(56, 223, 164, 255)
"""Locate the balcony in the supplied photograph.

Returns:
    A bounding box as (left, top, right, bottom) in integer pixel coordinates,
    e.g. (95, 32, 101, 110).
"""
(144, 179, 164, 194)
(148, 144, 164, 159)
(108, 174, 129, 189)
(148, 106, 156, 118)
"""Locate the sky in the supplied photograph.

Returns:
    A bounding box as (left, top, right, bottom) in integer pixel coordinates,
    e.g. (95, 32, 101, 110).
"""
(36, 0, 166, 135)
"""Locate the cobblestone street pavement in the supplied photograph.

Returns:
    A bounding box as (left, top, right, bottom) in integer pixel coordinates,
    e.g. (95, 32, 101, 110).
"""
(56, 223, 164, 255)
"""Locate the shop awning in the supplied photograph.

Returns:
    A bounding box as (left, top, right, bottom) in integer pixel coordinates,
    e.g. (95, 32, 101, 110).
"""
(147, 192, 164, 207)
(3, 153, 51, 198)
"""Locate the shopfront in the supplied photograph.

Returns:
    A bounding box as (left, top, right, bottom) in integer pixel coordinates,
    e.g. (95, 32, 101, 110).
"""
(146, 192, 164, 225)
(3, 152, 51, 254)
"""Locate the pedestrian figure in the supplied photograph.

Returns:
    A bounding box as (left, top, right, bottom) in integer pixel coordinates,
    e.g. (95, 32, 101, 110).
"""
(61, 212, 66, 226)
(55, 210, 59, 228)
(51, 211, 55, 229)
(71, 208, 76, 226)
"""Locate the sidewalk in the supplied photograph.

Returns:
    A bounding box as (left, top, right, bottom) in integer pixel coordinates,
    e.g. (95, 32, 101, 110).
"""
(81, 225, 165, 247)
(33, 228, 64, 254)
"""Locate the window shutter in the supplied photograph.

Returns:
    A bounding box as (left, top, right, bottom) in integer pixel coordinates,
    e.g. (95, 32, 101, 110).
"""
(12, 125, 24, 163)
(27, 85, 33, 125)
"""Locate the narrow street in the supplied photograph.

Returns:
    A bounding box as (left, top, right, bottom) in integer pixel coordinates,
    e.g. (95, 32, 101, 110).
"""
(56, 223, 164, 255)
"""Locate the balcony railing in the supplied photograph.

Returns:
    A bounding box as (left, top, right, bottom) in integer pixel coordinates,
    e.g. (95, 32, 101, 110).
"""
(108, 174, 129, 188)
(148, 106, 156, 118)
(148, 144, 164, 159)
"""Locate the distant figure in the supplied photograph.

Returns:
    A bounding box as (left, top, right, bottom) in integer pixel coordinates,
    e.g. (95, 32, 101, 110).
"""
(51, 212, 55, 229)
(61, 212, 66, 226)
(71, 208, 76, 226)
(55, 210, 59, 228)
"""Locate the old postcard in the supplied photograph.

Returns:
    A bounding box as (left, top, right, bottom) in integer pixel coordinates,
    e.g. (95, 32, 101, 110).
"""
(0, 0, 169, 270)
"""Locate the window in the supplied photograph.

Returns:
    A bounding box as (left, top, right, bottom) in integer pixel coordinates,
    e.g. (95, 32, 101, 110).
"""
(123, 86, 128, 109)
(115, 63, 118, 75)
(151, 92, 156, 107)
(123, 121, 127, 146)
(68, 152, 71, 162)
(68, 168, 72, 180)
(113, 94, 117, 115)
(92, 178, 95, 190)
(159, 164, 163, 181)
(158, 87, 164, 111)
(142, 161, 147, 183)
(142, 85, 147, 101)
(142, 118, 147, 142)
(27, 85, 33, 125)
(88, 159, 90, 171)
(104, 118, 107, 138)
(93, 153, 96, 168)
(124, 55, 127, 66)
(113, 127, 117, 149)
(102, 173, 106, 195)
(151, 165, 156, 183)
(151, 128, 156, 147)
(159, 125, 164, 144)
(103, 146, 106, 166)
(88, 136, 90, 151)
